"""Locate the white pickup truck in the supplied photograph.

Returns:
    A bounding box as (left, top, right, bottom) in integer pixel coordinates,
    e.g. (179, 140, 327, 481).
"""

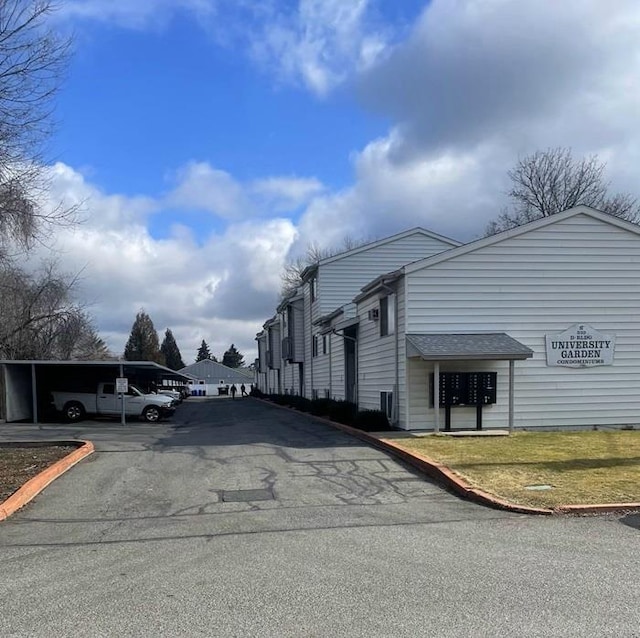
(51, 382, 175, 423)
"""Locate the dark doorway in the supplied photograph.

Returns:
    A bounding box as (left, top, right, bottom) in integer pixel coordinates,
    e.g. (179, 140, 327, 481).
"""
(344, 325, 357, 403)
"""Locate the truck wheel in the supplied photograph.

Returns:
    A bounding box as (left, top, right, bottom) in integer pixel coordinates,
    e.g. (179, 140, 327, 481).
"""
(143, 406, 161, 423)
(64, 401, 85, 423)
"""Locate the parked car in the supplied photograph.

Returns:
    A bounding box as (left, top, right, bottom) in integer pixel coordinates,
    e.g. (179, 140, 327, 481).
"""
(51, 382, 175, 423)
(155, 388, 182, 405)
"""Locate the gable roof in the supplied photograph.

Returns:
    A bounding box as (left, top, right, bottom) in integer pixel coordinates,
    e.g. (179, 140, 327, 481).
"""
(301, 227, 461, 282)
(403, 205, 640, 275)
(179, 359, 253, 382)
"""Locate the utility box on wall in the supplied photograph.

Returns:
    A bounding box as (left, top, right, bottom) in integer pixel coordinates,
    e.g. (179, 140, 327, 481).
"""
(430, 372, 497, 407)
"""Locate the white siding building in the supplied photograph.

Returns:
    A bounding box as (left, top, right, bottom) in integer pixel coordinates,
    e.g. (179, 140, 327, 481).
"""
(354, 206, 640, 431)
(256, 227, 460, 399)
(299, 228, 461, 401)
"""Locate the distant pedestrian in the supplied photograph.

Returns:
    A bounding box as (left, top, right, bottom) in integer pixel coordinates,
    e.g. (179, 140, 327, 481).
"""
(230, 384, 237, 399)
(240, 383, 247, 397)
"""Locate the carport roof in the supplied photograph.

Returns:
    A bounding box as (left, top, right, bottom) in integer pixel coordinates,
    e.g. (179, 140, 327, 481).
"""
(0, 360, 191, 378)
(406, 333, 534, 361)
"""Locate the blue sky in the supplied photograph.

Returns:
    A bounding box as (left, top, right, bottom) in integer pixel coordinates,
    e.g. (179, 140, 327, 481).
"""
(29, 0, 640, 363)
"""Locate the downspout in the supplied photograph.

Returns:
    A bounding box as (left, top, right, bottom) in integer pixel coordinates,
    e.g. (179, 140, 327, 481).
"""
(328, 330, 333, 399)
(31, 363, 38, 427)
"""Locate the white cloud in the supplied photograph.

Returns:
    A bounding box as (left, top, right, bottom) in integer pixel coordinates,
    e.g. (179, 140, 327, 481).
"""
(293, 0, 639, 242)
(22, 163, 299, 363)
(166, 162, 251, 219)
(250, 0, 389, 96)
(58, 0, 391, 98)
(56, 0, 215, 31)
(251, 176, 324, 211)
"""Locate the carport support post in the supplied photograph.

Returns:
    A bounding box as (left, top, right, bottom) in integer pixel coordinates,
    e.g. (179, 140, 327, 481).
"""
(120, 363, 125, 426)
(31, 363, 39, 428)
(508, 359, 514, 434)
(433, 361, 440, 433)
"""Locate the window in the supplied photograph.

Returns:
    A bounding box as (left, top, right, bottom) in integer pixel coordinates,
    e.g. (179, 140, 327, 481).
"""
(312, 334, 319, 357)
(380, 392, 393, 420)
(310, 277, 317, 302)
(379, 295, 395, 337)
(322, 334, 328, 355)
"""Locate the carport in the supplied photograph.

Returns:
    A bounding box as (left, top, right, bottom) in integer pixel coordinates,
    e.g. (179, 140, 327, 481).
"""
(0, 360, 191, 424)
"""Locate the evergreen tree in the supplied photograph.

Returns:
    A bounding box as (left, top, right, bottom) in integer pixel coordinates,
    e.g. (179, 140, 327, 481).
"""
(123, 310, 164, 364)
(222, 343, 244, 368)
(160, 328, 185, 370)
(196, 339, 212, 362)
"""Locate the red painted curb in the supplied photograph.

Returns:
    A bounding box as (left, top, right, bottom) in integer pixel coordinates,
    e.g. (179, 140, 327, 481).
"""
(254, 397, 640, 516)
(0, 440, 95, 521)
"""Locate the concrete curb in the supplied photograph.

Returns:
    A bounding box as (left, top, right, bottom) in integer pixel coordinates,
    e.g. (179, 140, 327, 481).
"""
(0, 440, 95, 522)
(254, 397, 640, 516)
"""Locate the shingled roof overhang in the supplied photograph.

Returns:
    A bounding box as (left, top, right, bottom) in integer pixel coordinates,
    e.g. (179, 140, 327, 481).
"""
(406, 333, 534, 361)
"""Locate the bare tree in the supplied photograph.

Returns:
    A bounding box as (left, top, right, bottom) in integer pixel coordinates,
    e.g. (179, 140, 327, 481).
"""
(0, 261, 110, 359)
(0, 0, 74, 257)
(486, 147, 640, 235)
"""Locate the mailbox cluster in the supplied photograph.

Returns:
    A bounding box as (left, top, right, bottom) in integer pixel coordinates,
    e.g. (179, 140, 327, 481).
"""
(429, 372, 497, 431)
(431, 372, 497, 407)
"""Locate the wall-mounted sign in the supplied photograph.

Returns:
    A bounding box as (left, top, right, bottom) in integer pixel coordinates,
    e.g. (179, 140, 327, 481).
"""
(545, 324, 615, 368)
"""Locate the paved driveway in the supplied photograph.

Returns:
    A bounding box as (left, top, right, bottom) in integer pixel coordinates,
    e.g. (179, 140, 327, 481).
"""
(1, 398, 639, 637)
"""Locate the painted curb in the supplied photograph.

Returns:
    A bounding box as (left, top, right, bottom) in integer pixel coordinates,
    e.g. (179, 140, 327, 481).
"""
(254, 397, 640, 516)
(0, 440, 95, 521)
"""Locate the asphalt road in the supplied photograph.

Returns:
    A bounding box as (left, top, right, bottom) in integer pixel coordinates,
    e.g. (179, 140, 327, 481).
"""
(1, 398, 639, 637)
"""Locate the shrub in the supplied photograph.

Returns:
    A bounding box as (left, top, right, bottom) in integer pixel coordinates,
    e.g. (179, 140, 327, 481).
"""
(288, 396, 312, 412)
(352, 410, 390, 432)
(309, 398, 333, 416)
(328, 400, 358, 425)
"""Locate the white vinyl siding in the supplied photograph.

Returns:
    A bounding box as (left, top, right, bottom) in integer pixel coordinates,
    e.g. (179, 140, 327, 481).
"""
(358, 294, 397, 415)
(396, 282, 407, 426)
(291, 300, 305, 362)
(405, 213, 640, 429)
(311, 332, 330, 397)
(300, 230, 455, 400)
(267, 323, 282, 370)
(317, 233, 456, 314)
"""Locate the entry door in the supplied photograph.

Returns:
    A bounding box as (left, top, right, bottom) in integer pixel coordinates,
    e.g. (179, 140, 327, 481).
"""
(344, 326, 357, 403)
(298, 363, 304, 396)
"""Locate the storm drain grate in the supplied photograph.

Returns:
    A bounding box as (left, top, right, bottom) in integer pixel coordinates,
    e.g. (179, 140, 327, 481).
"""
(221, 489, 274, 503)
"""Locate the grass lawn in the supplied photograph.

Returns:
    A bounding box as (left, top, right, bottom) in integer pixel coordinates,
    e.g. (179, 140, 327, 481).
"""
(391, 430, 640, 509)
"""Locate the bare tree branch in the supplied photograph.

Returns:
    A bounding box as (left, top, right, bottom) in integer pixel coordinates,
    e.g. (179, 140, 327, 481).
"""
(0, 0, 73, 258)
(0, 260, 111, 359)
(279, 233, 378, 299)
(486, 147, 639, 235)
